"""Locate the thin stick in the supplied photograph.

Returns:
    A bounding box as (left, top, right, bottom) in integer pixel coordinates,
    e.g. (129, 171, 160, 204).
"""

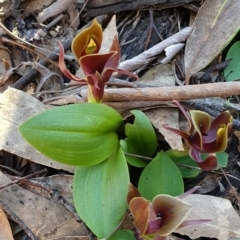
(79, 82, 240, 102)
(218, 166, 240, 203)
(0, 169, 47, 190)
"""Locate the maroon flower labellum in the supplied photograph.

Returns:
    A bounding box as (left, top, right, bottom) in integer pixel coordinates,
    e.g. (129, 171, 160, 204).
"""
(128, 184, 210, 240)
(163, 101, 232, 170)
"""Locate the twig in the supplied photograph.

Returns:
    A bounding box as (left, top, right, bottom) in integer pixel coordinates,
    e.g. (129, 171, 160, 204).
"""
(218, 166, 240, 203)
(0, 169, 47, 190)
(1, 37, 59, 68)
(11, 39, 71, 89)
(79, 82, 240, 102)
(118, 27, 192, 72)
(0, 199, 39, 240)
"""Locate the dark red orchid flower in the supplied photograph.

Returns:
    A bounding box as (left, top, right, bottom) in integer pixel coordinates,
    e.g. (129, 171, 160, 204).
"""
(163, 101, 232, 170)
(59, 18, 138, 103)
(128, 184, 210, 240)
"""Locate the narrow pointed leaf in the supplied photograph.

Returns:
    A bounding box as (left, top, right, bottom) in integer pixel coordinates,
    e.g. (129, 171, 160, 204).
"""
(121, 110, 157, 167)
(73, 146, 129, 238)
(19, 103, 123, 166)
(138, 151, 184, 200)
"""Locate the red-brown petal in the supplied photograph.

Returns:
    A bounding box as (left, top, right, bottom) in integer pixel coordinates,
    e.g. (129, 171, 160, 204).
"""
(152, 195, 192, 236)
(197, 154, 218, 171)
(127, 183, 141, 205)
(129, 197, 150, 236)
(162, 124, 190, 140)
(174, 101, 194, 133)
(86, 73, 104, 103)
(58, 41, 87, 82)
(189, 147, 202, 162)
(79, 52, 115, 75)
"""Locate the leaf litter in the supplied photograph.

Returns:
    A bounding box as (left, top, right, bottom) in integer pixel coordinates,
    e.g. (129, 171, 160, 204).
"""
(0, 0, 240, 239)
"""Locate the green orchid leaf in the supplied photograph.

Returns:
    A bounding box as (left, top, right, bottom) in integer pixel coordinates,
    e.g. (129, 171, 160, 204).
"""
(138, 151, 184, 200)
(120, 140, 147, 167)
(169, 153, 201, 178)
(19, 103, 123, 166)
(216, 152, 228, 167)
(201, 152, 228, 168)
(121, 110, 157, 167)
(73, 146, 129, 239)
(224, 41, 240, 81)
(108, 230, 136, 240)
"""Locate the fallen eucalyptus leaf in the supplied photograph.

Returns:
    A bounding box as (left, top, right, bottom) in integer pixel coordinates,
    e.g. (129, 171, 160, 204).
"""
(176, 194, 240, 239)
(185, 0, 240, 84)
(0, 171, 87, 239)
(0, 207, 14, 240)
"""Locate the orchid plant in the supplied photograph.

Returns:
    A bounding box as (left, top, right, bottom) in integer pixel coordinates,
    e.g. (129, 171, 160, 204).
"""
(19, 18, 230, 240)
(128, 184, 210, 240)
(58, 18, 138, 103)
(163, 101, 232, 170)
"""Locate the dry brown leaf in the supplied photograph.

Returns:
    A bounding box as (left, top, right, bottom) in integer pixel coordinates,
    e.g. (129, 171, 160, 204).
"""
(28, 175, 74, 205)
(197, 173, 222, 194)
(0, 207, 14, 240)
(101, 15, 117, 54)
(176, 194, 240, 239)
(68, 3, 80, 30)
(0, 171, 87, 239)
(139, 64, 175, 87)
(139, 64, 183, 151)
(21, 0, 55, 18)
(184, 0, 240, 84)
(145, 107, 183, 151)
(0, 88, 74, 172)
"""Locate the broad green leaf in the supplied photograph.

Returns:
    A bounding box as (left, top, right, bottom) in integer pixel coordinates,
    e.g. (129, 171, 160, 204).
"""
(121, 110, 157, 167)
(120, 141, 147, 167)
(185, 0, 240, 84)
(73, 146, 129, 239)
(216, 152, 228, 167)
(170, 154, 201, 178)
(138, 151, 184, 200)
(19, 103, 123, 166)
(224, 41, 240, 81)
(108, 230, 135, 240)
